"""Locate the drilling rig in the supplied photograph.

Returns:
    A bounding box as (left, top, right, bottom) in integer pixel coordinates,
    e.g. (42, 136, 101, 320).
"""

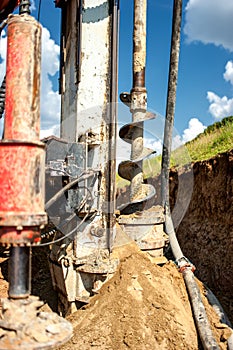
(44, 0, 167, 316)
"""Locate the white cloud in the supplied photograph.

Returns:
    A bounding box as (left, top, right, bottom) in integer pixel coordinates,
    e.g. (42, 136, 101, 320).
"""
(40, 27, 60, 130)
(172, 118, 206, 147)
(144, 138, 162, 154)
(143, 118, 206, 155)
(182, 117, 206, 142)
(223, 60, 233, 84)
(40, 124, 60, 139)
(207, 60, 233, 119)
(184, 0, 233, 51)
(207, 91, 233, 119)
(184, 1, 233, 120)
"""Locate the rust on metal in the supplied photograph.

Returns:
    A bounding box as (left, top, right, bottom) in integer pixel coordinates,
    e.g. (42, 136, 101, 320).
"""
(118, 0, 156, 208)
(117, 1, 165, 256)
(133, 0, 147, 75)
(129, 0, 148, 201)
(4, 15, 42, 141)
(0, 15, 47, 245)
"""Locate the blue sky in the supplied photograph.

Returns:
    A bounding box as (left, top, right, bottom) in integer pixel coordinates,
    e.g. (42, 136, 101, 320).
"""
(1, 0, 233, 147)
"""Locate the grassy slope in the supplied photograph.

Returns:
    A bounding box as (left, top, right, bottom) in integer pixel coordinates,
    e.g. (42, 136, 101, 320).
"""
(116, 116, 233, 188)
(185, 115, 233, 162)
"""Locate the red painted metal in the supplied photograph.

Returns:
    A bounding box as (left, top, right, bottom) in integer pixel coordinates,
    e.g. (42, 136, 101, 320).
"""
(0, 15, 47, 245)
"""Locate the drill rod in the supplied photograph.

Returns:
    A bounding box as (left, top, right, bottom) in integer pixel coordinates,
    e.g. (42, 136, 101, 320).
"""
(130, 0, 147, 201)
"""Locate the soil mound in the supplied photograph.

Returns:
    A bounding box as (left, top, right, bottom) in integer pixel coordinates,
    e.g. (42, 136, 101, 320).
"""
(58, 244, 229, 350)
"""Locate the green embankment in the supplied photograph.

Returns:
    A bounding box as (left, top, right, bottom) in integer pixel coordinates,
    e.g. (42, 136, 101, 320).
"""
(185, 115, 233, 162)
(116, 116, 233, 189)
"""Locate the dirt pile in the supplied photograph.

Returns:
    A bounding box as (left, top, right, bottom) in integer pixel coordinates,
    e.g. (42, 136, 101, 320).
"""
(57, 244, 229, 350)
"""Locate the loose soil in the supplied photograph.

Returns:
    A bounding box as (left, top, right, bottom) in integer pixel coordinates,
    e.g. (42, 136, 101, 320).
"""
(56, 244, 231, 350)
(0, 243, 231, 350)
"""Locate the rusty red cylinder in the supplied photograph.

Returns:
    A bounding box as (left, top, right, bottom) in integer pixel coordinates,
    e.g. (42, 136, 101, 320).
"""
(0, 14, 47, 245)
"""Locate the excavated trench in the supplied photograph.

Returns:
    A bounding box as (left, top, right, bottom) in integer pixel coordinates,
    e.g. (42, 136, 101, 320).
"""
(172, 149, 233, 324)
(0, 149, 232, 349)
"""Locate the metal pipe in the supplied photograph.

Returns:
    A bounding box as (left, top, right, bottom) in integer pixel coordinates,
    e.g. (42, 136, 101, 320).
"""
(0, 14, 47, 245)
(106, 0, 119, 251)
(161, 1, 221, 349)
(8, 246, 31, 298)
(132, 0, 146, 89)
(118, 0, 156, 213)
(76, 0, 82, 84)
(0, 14, 47, 292)
(204, 284, 233, 350)
(130, 0, 147, 201)
(4, 15, 41, 141)
(161, 0, 182, 208)
(183, 269, 220, 350)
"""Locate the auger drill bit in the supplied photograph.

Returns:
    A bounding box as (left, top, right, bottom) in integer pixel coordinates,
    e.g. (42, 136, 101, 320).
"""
(118, 0, 156, 213)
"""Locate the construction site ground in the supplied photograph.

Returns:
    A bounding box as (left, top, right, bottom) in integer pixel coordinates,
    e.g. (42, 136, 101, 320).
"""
(0, 150, 232, 349)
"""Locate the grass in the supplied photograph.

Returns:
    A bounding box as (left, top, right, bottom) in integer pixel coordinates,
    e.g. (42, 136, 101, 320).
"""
(185, 116, 233, 162)
(116, 116, 233, 189)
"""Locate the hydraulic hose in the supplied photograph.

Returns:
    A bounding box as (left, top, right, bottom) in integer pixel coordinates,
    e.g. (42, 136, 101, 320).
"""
(204, 285, 233, 350)
(204, 284, 232, 327)
(45, 170, 98, 210)
(161, 1, 222, 349)
(182, 268, 220, 350)
(228, 335, 233, 350)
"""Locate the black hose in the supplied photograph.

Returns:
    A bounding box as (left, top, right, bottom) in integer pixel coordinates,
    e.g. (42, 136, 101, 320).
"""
(228, 335, 233, 350)
(161, 1, 220, 349)
(204, 285, 233, 350)
(204, 284, 232, 327)
(183, 269, 220, 350)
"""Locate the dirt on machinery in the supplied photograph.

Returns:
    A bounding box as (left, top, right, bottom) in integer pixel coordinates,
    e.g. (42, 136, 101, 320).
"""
(0, 150, 232, 350)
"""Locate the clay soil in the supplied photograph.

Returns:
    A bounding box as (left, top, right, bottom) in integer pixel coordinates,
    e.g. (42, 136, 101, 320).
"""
(0, 150, 232, 350)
